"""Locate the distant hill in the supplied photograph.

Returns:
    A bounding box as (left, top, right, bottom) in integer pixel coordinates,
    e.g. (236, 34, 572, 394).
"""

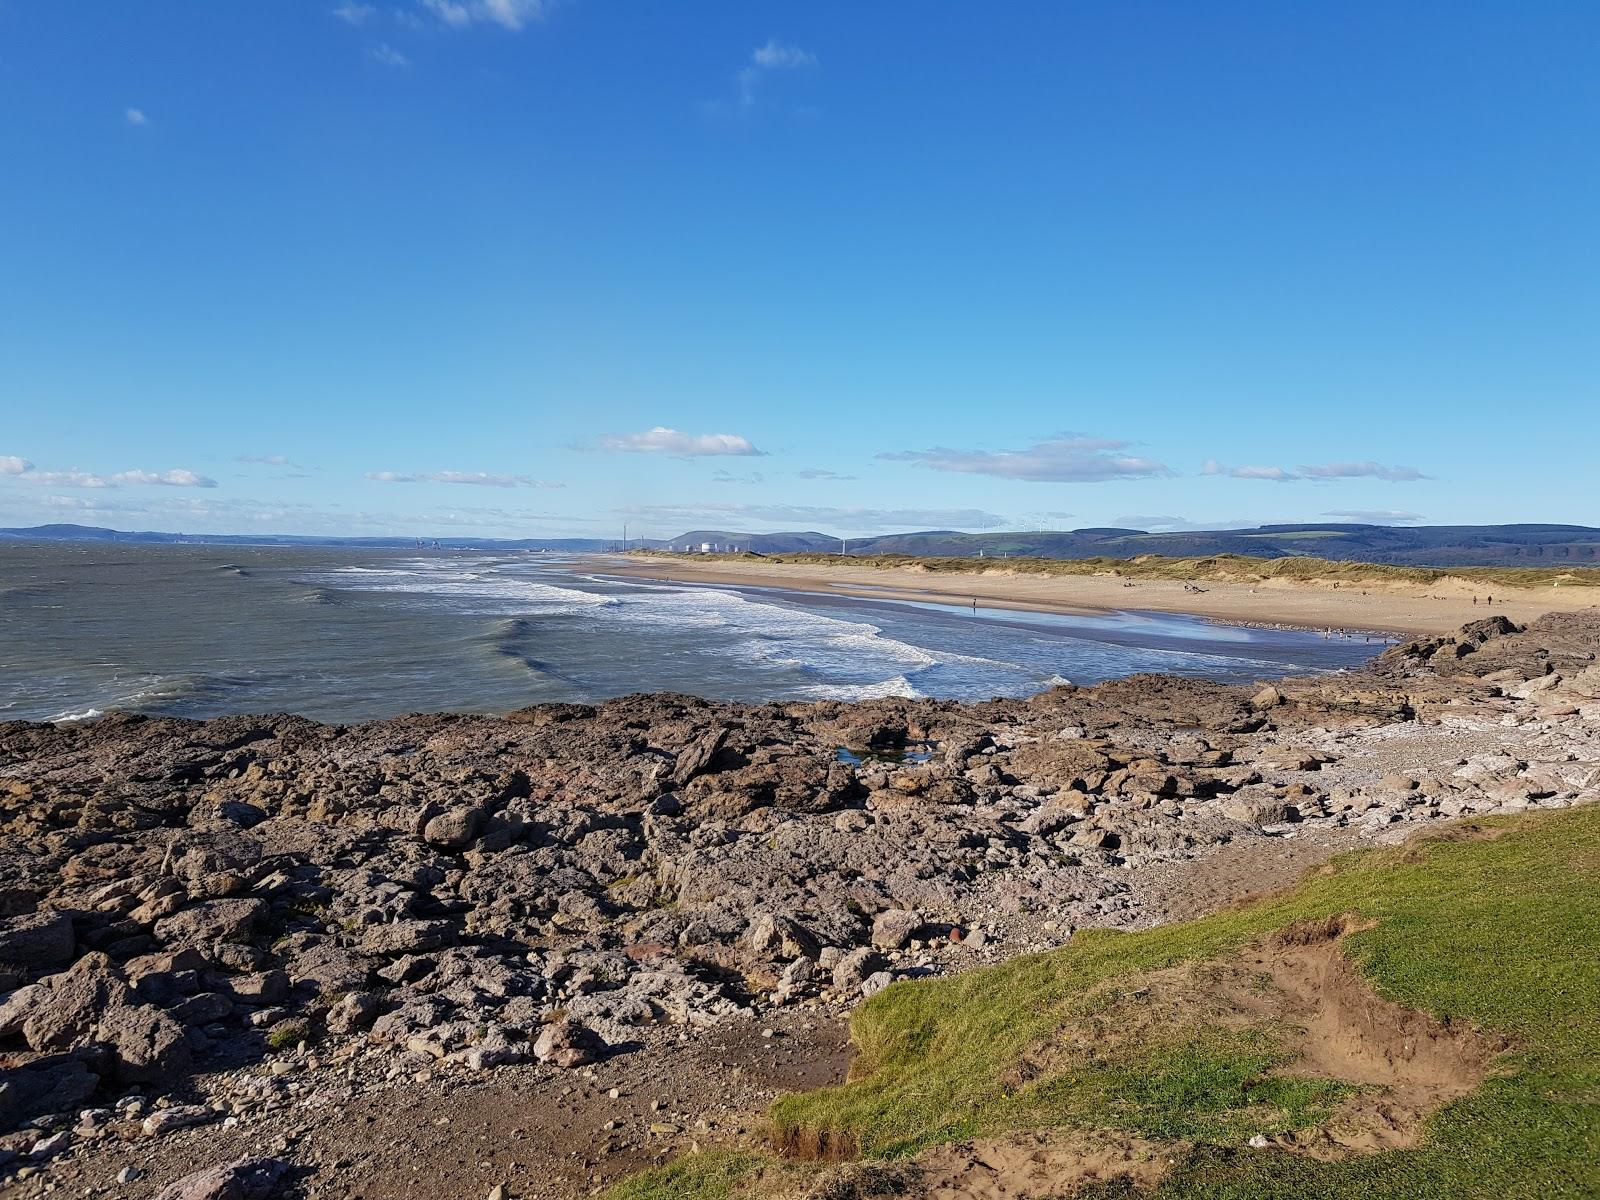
(832, 523, 1600, 568)
(0, 523, 617, 552)
(3, 521, 1597, 568)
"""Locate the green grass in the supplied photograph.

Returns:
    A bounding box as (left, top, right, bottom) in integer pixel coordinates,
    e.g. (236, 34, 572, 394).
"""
(630, 549, 1600, 589)
(606, 808, 1600, 1199)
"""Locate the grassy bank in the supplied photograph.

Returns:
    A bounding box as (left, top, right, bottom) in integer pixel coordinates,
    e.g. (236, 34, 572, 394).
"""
(605, 805, 1600, 1199)
(629, 550, 1600, 589)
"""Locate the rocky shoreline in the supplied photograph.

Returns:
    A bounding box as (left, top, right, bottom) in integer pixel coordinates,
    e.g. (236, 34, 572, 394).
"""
(2, 611, 1597, 1198)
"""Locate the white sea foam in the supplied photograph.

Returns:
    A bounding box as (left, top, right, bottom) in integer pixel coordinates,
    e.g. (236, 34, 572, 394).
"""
(49, 707, 103, 723)
(792, 675, 924, 701)
(322, 564, 617, 615)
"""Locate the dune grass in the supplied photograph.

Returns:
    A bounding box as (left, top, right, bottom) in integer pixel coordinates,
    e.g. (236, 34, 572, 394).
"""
(605, 807, 1600, 1199)
(631, 549, 1600, 589)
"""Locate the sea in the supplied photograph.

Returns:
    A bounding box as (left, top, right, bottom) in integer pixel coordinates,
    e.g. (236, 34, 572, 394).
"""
(0, 544, 1387, 724)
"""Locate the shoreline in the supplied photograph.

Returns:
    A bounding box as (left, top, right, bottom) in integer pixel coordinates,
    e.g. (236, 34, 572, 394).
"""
(588, 553, 1597, 637)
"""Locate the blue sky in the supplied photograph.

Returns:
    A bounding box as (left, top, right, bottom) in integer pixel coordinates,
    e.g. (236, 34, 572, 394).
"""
(1, 1, 1595, 539)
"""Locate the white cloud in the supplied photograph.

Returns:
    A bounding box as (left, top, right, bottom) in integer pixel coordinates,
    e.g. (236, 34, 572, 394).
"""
(1201, 459, 1299, 481)
(735, 39, 818, 107)
(616, 502, 1005, 533)
(0, 456, 33, 476)
(332, 2, 376, 23)
(10, 464, 216, 488)
(365, 470, 563, 488)
(1299, 461, 1428, 482)
(124, 108, 148, 126)
(880, 435, 1170, 483)
(1322, 509, 1426, 524)
(420, 0, 549, 31)
(369, 42, 411, 67)
(597, 427, 765, 458)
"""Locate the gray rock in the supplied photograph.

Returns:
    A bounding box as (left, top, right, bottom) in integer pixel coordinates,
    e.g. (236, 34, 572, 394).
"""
(153, 1157, 287, 1200)
(423, 808, 483, 850)
(142, 1104, 216, 1137)
(870, 909, 923, 950)
(0, 983, 43, 1038)
(744, 913, 819, 961)
(361, 919, 455, 956)
(0, 1053, 98, 1130)
(22, 953, 132, 1052)
(99, 1002, 193, 1086)
(153, 900, 265, 948)
(831, 947, 886, 992)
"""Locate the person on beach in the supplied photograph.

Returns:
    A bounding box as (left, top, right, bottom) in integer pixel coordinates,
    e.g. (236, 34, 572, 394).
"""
(971, 597, 978, 611)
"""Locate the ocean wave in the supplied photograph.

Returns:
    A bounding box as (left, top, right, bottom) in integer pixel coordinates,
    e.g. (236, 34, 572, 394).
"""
(792, 675, 924, 701)
(48, 707, 103, 723)
(325, 563, 618, 614)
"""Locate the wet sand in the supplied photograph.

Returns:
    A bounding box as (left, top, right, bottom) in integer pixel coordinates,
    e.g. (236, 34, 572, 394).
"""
(588, 554, 1599, 636)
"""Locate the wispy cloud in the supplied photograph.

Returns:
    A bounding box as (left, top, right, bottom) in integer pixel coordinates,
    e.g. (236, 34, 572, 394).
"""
(124, 108, 148, 126)
(711, 469, 765, 484)
(1300, 461, 1428, 482)
(2, 458, 217, 488)
(1201, 459, 1429, 483)
(616, 502, 1004, 533)
(237, 454, 297, 467)
(420, 0, 550, 31)
(332, 2, 376, 23)
(880, 435, 1170, 483)
(1201, 459, 1299, 481)
(368, 41, 411, 66)
(1322, 509, 1426, 524)
(365, 470, 563, 488)
(597, 427, 765, 458)
(797, 468, 857, 481)
(1111, 514, 1262, 533)
(733, 39, 818, 108)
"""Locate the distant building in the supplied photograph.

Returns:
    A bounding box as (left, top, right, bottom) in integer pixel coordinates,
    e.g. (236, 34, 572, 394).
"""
(700, 542, 714, 553)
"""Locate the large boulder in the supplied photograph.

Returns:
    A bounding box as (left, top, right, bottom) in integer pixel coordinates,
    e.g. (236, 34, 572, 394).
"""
(154, 900, 265, 948)
(422, 808, 483, 850)
(21, 954, 132, 1052)
(99, 1003, 193, 1086)
(0, 912, 75, 976)
(0, 1053, 98, 1130)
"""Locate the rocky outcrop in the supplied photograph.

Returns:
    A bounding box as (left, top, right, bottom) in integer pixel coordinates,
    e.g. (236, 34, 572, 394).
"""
(0, 608, 1596, 1173)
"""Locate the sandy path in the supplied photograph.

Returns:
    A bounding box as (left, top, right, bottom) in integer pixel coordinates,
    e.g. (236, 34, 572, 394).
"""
(587, 555, 1597, 636)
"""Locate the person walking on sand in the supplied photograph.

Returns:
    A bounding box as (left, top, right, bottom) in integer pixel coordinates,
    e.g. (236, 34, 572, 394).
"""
(971, 597, 978, 612)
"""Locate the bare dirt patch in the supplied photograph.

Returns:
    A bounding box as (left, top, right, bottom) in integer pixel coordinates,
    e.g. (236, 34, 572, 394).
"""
(908, 1130, 1174, 1199)
(1242, 917, 1501, 1158)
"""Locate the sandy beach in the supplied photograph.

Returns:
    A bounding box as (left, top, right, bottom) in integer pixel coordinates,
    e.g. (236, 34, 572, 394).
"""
(590, 554, 1600, 636)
